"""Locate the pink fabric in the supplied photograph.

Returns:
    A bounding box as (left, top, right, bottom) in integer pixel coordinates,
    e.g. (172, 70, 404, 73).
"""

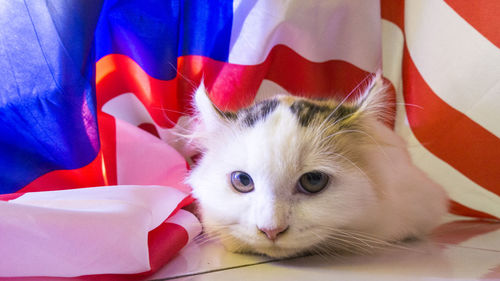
(0, 120, 201, 278)
(0, 186, 200, 278)
(114, 119, 191, 193)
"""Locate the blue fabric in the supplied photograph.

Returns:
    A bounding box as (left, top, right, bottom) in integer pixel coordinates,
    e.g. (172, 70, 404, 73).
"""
(0, 0, 103, 193)
(95, 0, 233, 80)
(0, 0, 234, 194)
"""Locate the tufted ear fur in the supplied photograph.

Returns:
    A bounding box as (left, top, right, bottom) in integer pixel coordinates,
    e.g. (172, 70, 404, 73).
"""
(340, 71, 390, 126)
(355, 71, 389, 119)
(193, 82, 236, 133)
(193, 81, 237, 142)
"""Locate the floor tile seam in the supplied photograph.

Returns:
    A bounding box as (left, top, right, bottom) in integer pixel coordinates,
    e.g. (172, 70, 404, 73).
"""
(150, 258, 293, 280)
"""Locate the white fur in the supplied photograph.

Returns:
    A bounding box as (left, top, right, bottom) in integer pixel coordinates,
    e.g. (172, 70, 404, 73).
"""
(187, 82, 448, 258)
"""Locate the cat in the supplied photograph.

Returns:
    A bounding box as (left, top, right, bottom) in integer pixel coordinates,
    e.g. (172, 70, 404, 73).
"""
(185, 74, 448, 258)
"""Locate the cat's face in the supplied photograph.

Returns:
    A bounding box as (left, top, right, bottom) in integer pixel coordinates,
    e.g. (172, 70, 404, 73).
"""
(187, 81, 388, 258)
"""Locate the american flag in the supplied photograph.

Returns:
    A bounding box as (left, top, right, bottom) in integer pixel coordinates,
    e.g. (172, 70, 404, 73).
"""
(0, 0, 498, 278)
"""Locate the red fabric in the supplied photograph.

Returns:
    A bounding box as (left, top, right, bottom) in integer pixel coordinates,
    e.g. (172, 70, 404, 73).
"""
(96, 47, 390, 116)
(381, 0, 404, 29)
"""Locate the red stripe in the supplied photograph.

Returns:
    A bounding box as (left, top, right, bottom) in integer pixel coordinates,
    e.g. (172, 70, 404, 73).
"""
(0, 192, 24, 201)
(137, 123, 160, 138)
(432, 217, 500, 245)
(449, 201, 498, 220)
(146, 222, 189, 273)
(445, 0, 500, 48)
(18, 151, 107, 192)
(207, 45, 385, 111)
(17, 113, 118, 193)
(380, 0, 404, 29)
(167, 195, 195, 220)
(97, 45, 391, 116)
(97, 113, 118, 186)
(96, 54, 181, 128)
(265, 46, 374, 99)
(403, 46, 500, 197)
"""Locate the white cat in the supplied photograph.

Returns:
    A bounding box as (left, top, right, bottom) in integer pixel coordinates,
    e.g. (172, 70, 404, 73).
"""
(186, 75, 448, 258)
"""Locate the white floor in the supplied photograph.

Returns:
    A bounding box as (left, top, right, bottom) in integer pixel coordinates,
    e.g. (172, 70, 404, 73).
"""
(151, 214, 500, 281)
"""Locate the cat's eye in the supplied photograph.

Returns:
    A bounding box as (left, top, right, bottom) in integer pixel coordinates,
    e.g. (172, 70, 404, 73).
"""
(297, 171, 329, 194)
(230, 171, 255, 193)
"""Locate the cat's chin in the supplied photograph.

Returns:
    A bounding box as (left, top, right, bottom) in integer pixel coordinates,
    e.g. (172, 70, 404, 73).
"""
(252, 246, 306, 259)
(221, 237, 306, 259)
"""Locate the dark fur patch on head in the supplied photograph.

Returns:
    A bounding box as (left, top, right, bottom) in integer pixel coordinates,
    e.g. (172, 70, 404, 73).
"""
(240, 99, 279, 127)
(219, 110, 238, 121)
(211, 103, 238, 121)
(289, 100, 357, 127)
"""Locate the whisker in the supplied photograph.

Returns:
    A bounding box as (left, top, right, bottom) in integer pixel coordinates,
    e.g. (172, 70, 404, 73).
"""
(316, 72, 376, 133)
(315, 107, 356, 138)
(309, 228, 374, 257)
(151, 107, 189, 115)
(148, 61, 199, 130)
(195, 231, 236, 246)
(166, 60, 198, 90)
(315, 96, 354, 137)
(346, 72, 375, 101)
(391, 102, 424, 110)
(314, 107, 367, 141)
(330, 231, 374, 249)
(318, 128, 393, 164)
(318, 226, 422, 254)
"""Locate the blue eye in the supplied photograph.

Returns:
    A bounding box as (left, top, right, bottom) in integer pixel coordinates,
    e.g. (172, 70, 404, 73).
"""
(230, 171, 254, 193)
(297, 171, 329, 194)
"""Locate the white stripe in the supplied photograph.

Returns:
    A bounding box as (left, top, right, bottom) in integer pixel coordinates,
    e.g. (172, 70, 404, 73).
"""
(2, 186, 194, 276)
(101, 93, 153, 127)
(101, 93, 193, 152)
(405, 0, 500, 138)
(12, 185, 188, 229)
(382, 22, 500, 218)
(254, 79, 290, 103)
(229, 0, 381, 72)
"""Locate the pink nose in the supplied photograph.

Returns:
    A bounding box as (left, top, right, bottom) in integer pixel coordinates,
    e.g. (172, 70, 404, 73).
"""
(258, 225, 289, 241)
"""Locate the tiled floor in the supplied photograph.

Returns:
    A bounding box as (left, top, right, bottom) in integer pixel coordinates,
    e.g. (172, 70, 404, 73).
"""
(150, 214, 500, 281)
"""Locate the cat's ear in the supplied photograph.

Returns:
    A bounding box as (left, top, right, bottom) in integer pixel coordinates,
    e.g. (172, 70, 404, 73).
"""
(193, 82, 236, 131)
(349, 70, 389, 122)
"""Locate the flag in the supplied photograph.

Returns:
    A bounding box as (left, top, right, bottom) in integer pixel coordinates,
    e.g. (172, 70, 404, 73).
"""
(381, 0, 500, 219)
(0, 0, 498, 278)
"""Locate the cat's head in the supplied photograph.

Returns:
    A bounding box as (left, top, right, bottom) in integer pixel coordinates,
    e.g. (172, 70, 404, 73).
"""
(186, 76, 414, 258)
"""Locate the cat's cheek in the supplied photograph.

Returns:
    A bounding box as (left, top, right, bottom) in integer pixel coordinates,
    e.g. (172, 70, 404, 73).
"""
(194, 186, 251, 230)
(219, 236, 253, 254)
(197, 198, 238, 226)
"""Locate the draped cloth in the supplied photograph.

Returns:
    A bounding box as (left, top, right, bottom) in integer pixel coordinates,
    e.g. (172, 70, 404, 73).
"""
(0, 0, 498, 278)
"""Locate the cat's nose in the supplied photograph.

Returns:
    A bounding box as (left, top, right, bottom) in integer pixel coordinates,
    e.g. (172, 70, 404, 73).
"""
(258, 225, 289, 241)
